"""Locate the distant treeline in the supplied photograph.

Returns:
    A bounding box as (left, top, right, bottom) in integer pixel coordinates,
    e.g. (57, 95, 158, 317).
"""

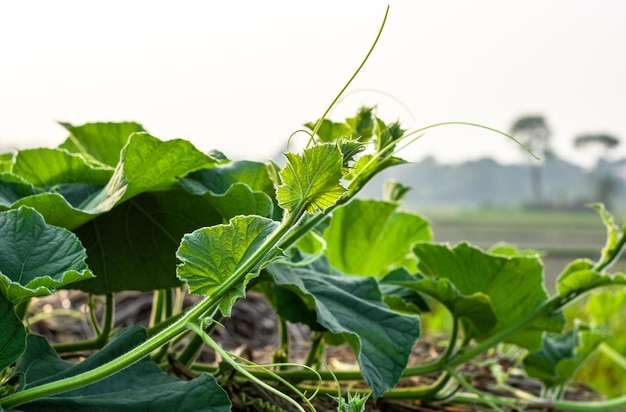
(359, 155, 626, 213)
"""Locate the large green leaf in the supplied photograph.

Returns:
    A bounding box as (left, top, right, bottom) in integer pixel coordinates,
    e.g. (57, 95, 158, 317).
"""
(324, 199, 431, 277)
(524, 328, 605, 388)
(276, 143, 345, 214)
(397, 277, 497, 336)
(268, 260, 421, 398)
(177, 215, 281, 316)
(413, 242, 564, 350)
(0, 293, 26, 372)
(0, 207, 94, 302)
(14, 328, 230, 412)
(58, 121, 146, 167)
(1, 133, 217, 231)
(71, 190, 224, 294)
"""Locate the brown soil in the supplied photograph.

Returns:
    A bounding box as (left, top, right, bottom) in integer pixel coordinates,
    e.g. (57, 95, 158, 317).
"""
(27, 290, 605, 411)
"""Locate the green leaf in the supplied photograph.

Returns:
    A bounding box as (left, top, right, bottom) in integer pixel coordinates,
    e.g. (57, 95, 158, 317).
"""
(276, 143, 345, 214)
(524, 327, 605, 388)
(0, 293, 26, 372)
(177, 215, 281, 316)
(592, 203, 624, 263)
(305, 119, 353, 143)
(346, 106, 375, 142)
(379, 268, 429, 314)
(95, 132, 216, 204)
(12, 148, 112, 188)
(557, 259, 626, 297)
(397, 277, 497, 336)
(2, 133, 217, 231)
(0, 153, 14, 173)
(346, 154, 406, 194)
(0, 173, 42, 208)
(58, 121, 146, 167)
(14, 328, 230, 412)
(268, 260, 420, 398)
(179, 161, 276, 219)
(413, 242, 563, 350)
(0, 207, 94, 302)
(324, 199, 431, 277)
(70, 190, 224, 294)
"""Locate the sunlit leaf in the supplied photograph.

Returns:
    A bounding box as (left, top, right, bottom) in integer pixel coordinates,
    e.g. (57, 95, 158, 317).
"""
(268, 259, 420, 398)
(58, 121, 146, 167)
(556, 259, 626, 297)
(0, 153, 14, 173)
(276, 143, 345, 214)
(305, 119, 353, 142)
(324, 199, 431, 277)
(177, 215, 281, 316)
(591, 203, 623, 263)
(0, 207, 94, 302)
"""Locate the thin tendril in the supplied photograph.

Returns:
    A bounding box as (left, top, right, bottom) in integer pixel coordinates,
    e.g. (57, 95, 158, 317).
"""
(306, 6, 390, 148)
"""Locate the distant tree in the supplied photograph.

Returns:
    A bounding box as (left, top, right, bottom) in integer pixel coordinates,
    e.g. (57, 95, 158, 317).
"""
(573, 133, 621, 209)
(510, 115, 552, 204)
(574, 134, 620, 153)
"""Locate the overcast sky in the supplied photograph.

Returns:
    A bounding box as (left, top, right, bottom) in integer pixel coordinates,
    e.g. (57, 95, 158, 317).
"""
(2, 1, 625, 168)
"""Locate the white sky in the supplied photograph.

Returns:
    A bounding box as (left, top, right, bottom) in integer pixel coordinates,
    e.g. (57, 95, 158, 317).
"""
(1, 1, 625, 168)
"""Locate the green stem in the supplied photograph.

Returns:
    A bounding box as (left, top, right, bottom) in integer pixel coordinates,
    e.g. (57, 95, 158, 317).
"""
(304, 333, 325, 368)
(176, 333, 205, 367)
(1, 212, 301, 409)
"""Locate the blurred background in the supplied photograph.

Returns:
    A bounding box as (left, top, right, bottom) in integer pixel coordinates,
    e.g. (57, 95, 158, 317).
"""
(2, 0, 625, 253)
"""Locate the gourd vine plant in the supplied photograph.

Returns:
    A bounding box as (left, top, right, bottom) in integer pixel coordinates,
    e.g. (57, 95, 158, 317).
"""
(1, 6, 626, 412)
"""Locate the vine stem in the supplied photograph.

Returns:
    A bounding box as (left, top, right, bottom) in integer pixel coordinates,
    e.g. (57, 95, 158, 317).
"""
(0, 211, 302, 409)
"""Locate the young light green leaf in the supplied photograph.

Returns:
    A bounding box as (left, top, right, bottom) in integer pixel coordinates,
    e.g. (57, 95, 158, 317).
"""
(0, 207, 94, 302)
(304, 119, 354, 142)
(0, 293, 26, 372)
(0, 153, 14, 173)
(276, 143, 345, 214)
(413, 242, 563, 350)
(523, 327, 605, 388)
(268, 260, 420, 398)
(14, 328, 231, 412)
(177, 215, 281, 316)
(58, 121, 146, 167)
(324, 199, 431, 277)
